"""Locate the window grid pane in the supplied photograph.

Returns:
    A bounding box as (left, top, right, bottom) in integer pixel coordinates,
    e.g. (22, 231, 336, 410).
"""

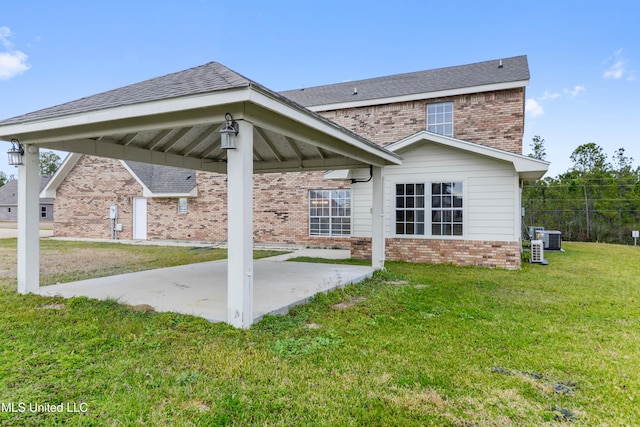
(395, 183, 426, 235)
(431, 181, 463, 236)
(427, 102, 454, 137)
(309, 189, 351, 236)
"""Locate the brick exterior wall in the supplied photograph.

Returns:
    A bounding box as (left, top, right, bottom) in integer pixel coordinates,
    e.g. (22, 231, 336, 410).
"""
(316, 88, 525, 154)
(351, 237, 522, 270)
(54, 156, 351, 247)
(54, 156, 140, 239)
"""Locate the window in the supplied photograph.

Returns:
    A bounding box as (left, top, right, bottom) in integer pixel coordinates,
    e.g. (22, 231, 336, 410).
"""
(395, 181, 463, 237)
(7, 208, 11, 213)
(427, 102, 453, 136)
(309, 189, 351, 236)
(395, 184, 425, 235)
(431, 182, 463, 236)
(178, 198, 188, 214)
(41, 206, 47, 218)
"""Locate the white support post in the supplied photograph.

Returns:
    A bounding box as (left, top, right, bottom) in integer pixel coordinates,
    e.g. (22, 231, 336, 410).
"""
(17, 144, 40, 294)
(371, 166, 385, 270)
(226, 120, 254, 329)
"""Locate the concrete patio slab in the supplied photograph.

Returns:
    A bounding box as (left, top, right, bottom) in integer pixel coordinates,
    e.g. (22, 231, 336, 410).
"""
(34, 250, 374, 323)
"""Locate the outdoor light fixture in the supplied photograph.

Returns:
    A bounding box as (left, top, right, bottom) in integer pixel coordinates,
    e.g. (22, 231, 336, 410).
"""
(220, 113, 239, 149)
(7, 139, 24, 166)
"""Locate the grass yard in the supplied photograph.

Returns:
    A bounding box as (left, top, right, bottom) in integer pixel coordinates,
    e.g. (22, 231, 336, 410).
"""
(0, 240, 638, 426)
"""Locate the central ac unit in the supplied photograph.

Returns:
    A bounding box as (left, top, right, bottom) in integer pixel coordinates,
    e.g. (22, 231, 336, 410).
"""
(530, 240, 545, 264)
(537, 230, 562, 251)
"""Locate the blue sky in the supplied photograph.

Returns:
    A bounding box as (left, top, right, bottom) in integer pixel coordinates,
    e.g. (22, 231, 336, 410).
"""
(1, 0, 638, 179)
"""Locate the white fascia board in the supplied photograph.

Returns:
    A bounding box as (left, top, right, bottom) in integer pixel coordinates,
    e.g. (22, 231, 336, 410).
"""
(39, 152, 82, 198)
(324, 170, 351, 180)
(247, 87, 402, 166)
(147, 187, 199, 199)
(0, 88, 251, 143)
(388, 131, 549, 177)
(306, 80, 529, 112)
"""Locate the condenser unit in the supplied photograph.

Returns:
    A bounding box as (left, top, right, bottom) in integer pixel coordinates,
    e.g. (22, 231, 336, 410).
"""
(530, 240, 546, 264)
(537, 230, 562, 251)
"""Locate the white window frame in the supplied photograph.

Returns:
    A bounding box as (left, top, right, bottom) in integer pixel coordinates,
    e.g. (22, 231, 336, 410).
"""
(309, 189, 351, 237)
(41, 206, 47, 218)
(394, 180, 464, 239)
(427, 101, 454, 137)
(177, 197, 188, 214)
(430, 182, 464, 237)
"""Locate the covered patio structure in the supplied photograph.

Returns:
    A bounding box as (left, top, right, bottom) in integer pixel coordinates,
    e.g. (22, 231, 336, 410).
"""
(0, 62, 401, 328)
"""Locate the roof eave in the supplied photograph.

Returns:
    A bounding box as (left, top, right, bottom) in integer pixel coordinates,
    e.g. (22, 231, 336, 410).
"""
(388, 131, 549, 178)
(305, 80, 529, 112)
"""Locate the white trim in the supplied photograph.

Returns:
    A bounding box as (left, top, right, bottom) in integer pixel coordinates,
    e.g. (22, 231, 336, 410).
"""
(0, 88, 250, 141)
(40, 152, 82, 198)
(306, 80, 529, 112)
(387, 131, 549, 180)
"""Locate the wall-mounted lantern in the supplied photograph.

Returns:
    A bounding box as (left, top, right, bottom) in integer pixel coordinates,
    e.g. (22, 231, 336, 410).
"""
(7, 139, 24, 166)
(220, 113, 239, 149)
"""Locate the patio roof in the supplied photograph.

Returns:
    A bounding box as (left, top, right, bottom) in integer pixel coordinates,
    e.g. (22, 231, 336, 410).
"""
(0, 62, 401, 173)
(0, 61, 398, 328)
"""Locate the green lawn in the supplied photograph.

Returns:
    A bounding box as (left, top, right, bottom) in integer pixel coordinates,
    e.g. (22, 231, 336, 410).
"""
(0, 241, 638, 426)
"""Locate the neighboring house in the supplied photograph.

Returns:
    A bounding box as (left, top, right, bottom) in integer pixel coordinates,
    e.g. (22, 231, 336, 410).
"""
(42, 55, 548, 269)
(0, 176, 54, 221)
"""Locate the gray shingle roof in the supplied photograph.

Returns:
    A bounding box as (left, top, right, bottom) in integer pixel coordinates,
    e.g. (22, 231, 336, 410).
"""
(279, 56, 529, 107)
(0, 62, 252, 126)
(0, 176, 53, 205)
(124, 161, 196, 194)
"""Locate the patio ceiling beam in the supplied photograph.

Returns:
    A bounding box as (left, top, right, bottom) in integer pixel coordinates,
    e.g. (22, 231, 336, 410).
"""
(120, 133, 139, 146)
(285, 136, 303, 161)
(246, 111, 389, 167)
(156, 127, 190, 153)
(180, 124, 221, 156)
(145, 129, 172, 150)
(255, 127, 284, 162)
(43, 138, 227, 173)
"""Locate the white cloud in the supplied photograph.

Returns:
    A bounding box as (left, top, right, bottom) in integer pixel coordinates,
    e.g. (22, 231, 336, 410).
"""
(539, 90, 560, 100)
(603, 49, 635, 81)
(525, 98, 544, 118)
(0, 26, 30, 80)
(0, 51, 30, 80)
(564, 85, 586, 97)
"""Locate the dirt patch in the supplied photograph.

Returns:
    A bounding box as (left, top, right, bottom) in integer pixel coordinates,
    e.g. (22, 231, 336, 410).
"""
(0, 246, 151, 281)
(333, 296, 366, 310)
(130, 304, 155, 313)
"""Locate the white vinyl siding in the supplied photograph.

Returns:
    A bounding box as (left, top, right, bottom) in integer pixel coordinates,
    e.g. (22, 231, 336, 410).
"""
(350, 141, 519, 242)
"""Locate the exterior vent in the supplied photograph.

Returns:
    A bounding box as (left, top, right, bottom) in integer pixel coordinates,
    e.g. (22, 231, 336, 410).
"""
(530, 240, 545, 264)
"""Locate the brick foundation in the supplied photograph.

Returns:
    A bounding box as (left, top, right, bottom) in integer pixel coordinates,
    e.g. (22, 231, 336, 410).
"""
(351, 237, 521, 270)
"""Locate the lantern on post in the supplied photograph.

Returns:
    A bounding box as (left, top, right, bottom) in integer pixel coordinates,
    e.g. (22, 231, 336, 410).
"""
(7, 139, 25, 166)
(220, 113, 239, 149)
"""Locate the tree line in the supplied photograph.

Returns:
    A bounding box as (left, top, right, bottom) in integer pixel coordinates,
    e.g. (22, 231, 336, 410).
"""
(523, 136, 640, 244)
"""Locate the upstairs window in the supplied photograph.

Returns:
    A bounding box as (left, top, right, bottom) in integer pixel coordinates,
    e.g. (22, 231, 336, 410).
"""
(427, 102, 453, 136)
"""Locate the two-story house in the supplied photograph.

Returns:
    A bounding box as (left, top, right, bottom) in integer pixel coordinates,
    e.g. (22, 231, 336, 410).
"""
(42, 56, 548, 269)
